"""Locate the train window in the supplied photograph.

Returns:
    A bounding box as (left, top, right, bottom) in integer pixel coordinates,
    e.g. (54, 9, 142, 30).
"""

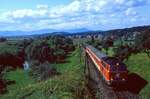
(101, 61, 106, 68)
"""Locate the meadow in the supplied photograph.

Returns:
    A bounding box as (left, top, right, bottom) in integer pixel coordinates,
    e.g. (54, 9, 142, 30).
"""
(0, 47, 89, 99)
(125, 53, 150, 98)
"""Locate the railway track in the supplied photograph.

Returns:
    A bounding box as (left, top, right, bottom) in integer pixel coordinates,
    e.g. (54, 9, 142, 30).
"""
(115, 91, 139, 99)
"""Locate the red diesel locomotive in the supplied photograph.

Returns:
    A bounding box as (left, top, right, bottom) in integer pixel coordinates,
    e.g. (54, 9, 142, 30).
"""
(85, 45, 128, 85)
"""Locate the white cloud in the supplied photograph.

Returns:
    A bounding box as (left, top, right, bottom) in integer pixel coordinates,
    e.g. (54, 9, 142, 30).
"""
(125, 8, 137, 16)
(4, 9, 49, 19)
(115, 0, 125, 4)
(0, 0, 150, 31)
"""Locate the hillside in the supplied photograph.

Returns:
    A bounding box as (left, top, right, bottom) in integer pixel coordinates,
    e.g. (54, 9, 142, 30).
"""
(103, 25, 150, 37)
(0, 47, 90, 99)
(0, 28, 91, 37)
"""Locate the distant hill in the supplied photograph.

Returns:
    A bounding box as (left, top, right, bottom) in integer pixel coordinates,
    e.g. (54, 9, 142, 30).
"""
(1, 25, 150, 37)
(65, 25, 150, 37)
(103, 25, 150, 37)
(0, 29, 56, 37)
(0, 28, 91, 37)
(64, 28, 91, 33)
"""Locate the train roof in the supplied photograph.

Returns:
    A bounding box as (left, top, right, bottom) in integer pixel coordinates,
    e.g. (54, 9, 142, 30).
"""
(86, 45, 107, 58)
(85, 44, 127, 71)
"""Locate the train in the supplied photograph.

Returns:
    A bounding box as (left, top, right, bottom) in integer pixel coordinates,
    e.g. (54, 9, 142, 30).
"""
(83, 44, 128, 85)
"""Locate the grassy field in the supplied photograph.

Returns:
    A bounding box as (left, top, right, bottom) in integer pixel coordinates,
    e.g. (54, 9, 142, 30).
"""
(0, 69, 34, 99)
(2, 41, 149, 99)
(0, 47, 87, 99)
(5, 69, 34, 90)
(125, 53, 150, 98)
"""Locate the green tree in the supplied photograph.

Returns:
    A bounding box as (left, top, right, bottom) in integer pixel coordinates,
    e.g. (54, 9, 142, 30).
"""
(134, 29, 150, 57)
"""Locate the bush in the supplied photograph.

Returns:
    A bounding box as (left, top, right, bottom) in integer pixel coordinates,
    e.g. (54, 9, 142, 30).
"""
(0, 38, 7, 42)
(29, 61, 59, 81)
(25, 36, 75, 63)
(25, 40, 55, 63)
(0, 52, 24, 69)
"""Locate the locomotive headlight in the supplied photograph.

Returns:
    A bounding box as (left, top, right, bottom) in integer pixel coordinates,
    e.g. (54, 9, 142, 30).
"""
(116, 63, 119, 66)
(111, 78, 113, 81)
(122, 78, 125, 81)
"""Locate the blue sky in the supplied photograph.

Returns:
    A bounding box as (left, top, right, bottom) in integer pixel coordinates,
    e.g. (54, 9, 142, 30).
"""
(0, 0, 150, 31)
(0, 0, 72, 10)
